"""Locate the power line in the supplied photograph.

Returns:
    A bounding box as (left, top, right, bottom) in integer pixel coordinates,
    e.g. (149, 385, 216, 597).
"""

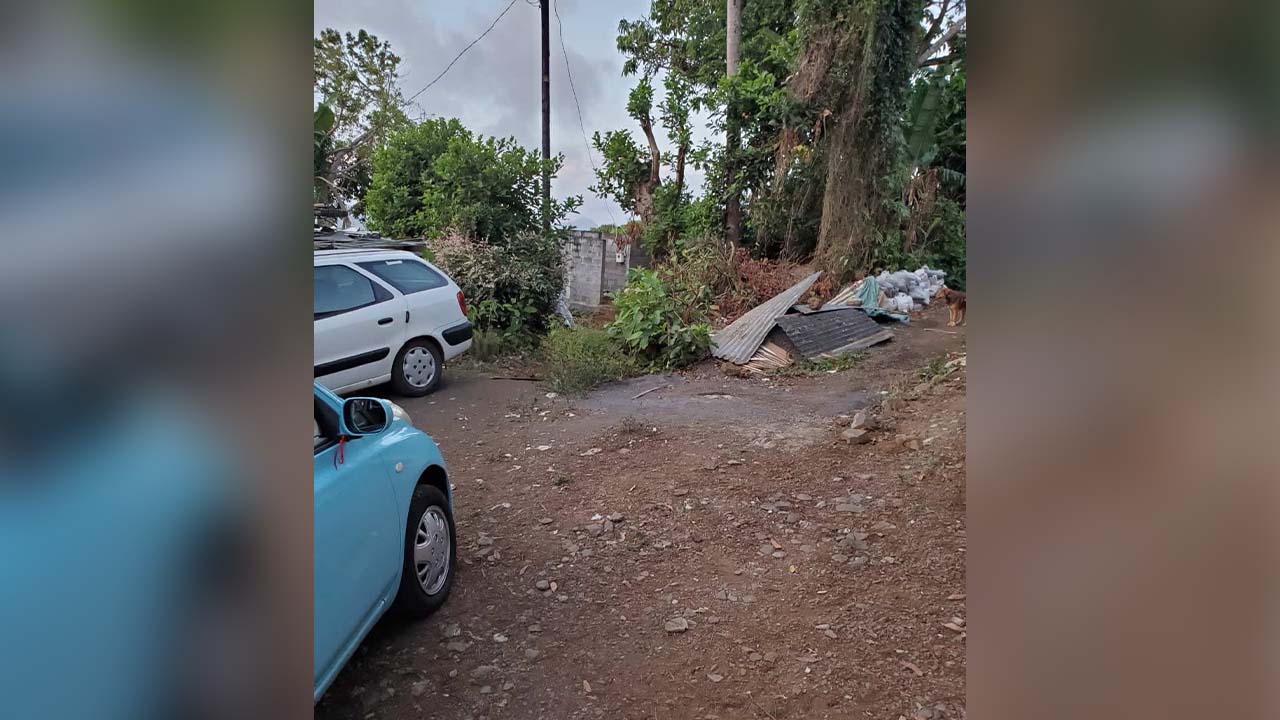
(404, 0, 522, 104)
(553, 0, 618, 229)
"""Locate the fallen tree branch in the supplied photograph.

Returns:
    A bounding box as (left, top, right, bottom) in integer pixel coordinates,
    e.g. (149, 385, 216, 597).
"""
(631, 384, 670, 400)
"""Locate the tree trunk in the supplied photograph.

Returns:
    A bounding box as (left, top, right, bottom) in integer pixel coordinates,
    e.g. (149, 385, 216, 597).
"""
(724, 0, 743, 246)
(674, 142, 687, 199)
(813, 0, 923, 284)
(636, 115, 662, 225)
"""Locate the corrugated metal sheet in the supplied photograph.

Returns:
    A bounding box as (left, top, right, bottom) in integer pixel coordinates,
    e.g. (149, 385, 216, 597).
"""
(711, 272, 821, 364)
(774, 308, 893, 359)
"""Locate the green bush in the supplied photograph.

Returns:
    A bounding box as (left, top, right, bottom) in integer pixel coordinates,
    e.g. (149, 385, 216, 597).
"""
(607, 268, 711, 369)
(468, 328, 540, 364)
(427, 232, 565, 334)
(543, 327, 638, 395)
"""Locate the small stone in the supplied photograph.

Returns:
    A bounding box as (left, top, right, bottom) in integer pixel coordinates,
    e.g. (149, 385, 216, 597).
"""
(471, 665, 499, 678)
(524, 648, 540, 659)
(502, 682, 515, 691)
(579, 447, 602, 456)
(493, 633, 508, 643)
(850, 409, 876, 430)
(771, 550, 786, 559)
(535, 579, 551, 591)
(586, 523, 604, 537)
(835, 504, 862, 513)
(477, 536, 494, 546)
(822, 629, 838, 639)
(411, 681, 428, 697)
(706, 673, 724, 683)
(841, 427, 871, 444)
(664, 617, 690, 633)
(870, 520, 897, 533)
(607, 512, 624, 522)
(536, 445, 552, 451)
(795, 493, 813, 501)
(582, 680, 592, 693)
(748, 652, 763, 661)
(539, 517, 554, 525)
(673, 489, 689, 496)
(448, 669, 458, 678)
(528, 624, 542, 633)
(556, 594, 569, 602)
(479, 685, 492, 694)
(445, 641, 471, 653)
(831, 553, 849, 563)
(881, 555, 898, 564)
(442, 623, 462, 638)
(849, 556, 868, 567)
(758, 543, 775, 556)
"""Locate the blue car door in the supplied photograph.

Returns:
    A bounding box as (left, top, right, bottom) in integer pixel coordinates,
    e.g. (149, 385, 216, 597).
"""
(313, 420, 402, 685)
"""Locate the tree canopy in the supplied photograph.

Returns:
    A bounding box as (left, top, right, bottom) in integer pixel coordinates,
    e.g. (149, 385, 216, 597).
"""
(364, 118, 580, 242)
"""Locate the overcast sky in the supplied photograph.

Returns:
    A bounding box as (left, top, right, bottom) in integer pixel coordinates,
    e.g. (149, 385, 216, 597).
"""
(314, 0, 708, 230)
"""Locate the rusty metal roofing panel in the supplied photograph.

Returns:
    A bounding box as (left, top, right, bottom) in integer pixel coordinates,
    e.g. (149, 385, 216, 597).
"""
(711, 271, 821, 364)
(774, 308, 893, 359)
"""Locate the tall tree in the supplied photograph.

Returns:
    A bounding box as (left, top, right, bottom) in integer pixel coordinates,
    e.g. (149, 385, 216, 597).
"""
(811, 0, 925, 283)
(313, 28, 409, 212)
(591, 79, 663, 224)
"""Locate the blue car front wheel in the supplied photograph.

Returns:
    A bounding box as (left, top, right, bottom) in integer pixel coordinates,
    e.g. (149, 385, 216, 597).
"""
(393, 484, 456, 616)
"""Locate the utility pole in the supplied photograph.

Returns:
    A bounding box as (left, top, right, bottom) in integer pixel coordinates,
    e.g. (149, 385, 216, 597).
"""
(725, 0, 742, 246)
(540, 0, 552, 236)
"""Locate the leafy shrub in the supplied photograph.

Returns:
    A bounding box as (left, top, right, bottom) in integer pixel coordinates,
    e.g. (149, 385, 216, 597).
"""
(543, 327, 638, 395)
(365, 117, 580, 242)
(428, 232, 565, 334)
(607, 268, 711, 369)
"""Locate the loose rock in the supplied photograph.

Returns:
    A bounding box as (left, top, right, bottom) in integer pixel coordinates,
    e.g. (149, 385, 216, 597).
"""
(664, 617, 690, 633)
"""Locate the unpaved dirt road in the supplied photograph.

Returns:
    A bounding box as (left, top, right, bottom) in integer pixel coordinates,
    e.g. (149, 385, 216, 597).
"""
(317, 306, 966, 720)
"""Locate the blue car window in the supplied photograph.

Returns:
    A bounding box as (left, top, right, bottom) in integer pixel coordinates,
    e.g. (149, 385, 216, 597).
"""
(357, 259, 447, 295)
(315, 265, 385, 318)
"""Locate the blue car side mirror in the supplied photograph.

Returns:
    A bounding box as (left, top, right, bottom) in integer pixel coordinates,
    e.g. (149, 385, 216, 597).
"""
(340, 398, 391, 436)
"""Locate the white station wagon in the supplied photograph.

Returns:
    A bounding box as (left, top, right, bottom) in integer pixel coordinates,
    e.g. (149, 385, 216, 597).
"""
(314, 248, 471, 396)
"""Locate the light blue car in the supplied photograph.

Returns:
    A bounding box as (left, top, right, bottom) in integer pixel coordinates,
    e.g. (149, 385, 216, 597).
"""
(313, 382, 457, 703)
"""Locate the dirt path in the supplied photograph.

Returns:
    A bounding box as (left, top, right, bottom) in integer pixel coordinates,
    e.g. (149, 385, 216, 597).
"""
(319, 306, 966, 720)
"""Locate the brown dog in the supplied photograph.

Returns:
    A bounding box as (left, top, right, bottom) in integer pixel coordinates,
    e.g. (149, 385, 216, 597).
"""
(938, 286, 966, 326)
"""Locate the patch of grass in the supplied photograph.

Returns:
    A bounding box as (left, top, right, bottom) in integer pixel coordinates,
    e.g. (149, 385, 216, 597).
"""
(919, 355, 950, 382)
(616, 416, 647, 437)
(543, 326, 640, 396)
(460, 328, 541, 368)
(776, 352, 867, 377)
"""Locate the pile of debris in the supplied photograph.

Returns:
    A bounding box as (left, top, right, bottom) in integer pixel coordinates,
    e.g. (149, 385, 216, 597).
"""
(711, 272, 895, 372)
(825, 266, 947, 317)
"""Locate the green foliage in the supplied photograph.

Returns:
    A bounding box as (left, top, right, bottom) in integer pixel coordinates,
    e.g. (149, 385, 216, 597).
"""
(313, 29, 408, 208)
(365, 118, 581, 241)
(626, 77, 655, 122)
(543, 327, 640, 395)
(466, 328, 540, 365)
(607, 269, 711, 369)
(426, 232, 566, 335)
(590, 129, 649, 215)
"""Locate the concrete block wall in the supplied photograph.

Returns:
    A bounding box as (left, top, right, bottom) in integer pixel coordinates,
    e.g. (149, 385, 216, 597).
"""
(563, 229, 650, 309)
(565, 231, 604, 308)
